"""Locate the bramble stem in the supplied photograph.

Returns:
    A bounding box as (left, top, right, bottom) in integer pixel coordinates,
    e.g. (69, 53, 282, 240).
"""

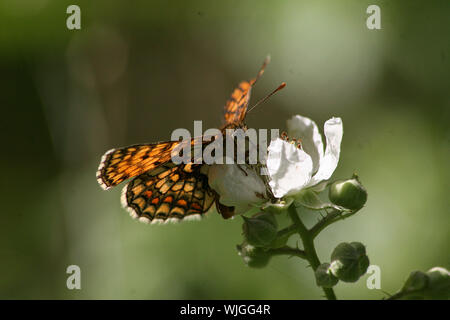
(310, 209, 357, 239)
(268, 246, 307, 259)
(288, 205, 337, 300)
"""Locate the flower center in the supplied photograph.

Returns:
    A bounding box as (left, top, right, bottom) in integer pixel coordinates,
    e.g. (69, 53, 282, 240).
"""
(281, 131, 302, 149)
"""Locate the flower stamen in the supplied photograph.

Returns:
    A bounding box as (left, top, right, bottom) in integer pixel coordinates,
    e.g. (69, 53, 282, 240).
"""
(281, 131, 302, 149)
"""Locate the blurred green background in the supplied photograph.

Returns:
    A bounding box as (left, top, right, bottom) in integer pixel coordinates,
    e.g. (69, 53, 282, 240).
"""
(0, 0, 449, 299)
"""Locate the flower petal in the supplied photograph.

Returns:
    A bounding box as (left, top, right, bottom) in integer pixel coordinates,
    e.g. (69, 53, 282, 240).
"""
(307, 117, 343, 187)
(287, 115, 324, 173)
(207, 164, 267, 214)
(267, 138, 313, 198)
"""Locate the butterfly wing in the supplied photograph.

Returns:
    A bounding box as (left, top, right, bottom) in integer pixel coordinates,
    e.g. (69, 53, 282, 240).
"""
(97, 137, 205, 190)
(121, 164, 215, 223)
(223, 57, 269, 126)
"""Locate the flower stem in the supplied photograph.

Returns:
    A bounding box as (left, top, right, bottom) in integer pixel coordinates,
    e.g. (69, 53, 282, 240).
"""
(268, 246, 307, 259)
(310, 209, 357, 239)
(288, 205, 337, 300)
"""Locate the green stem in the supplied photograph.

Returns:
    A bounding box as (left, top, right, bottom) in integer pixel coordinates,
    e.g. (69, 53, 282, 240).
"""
(310, 209, 357, 239)
(288, 205, 337, 300)
(310, 209, 341, 239)
(268, 246, 307, 259)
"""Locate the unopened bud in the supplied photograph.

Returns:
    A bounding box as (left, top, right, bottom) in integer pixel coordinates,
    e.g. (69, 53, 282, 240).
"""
(329, 175, 367, 211)
(397, 267, 449, 300)
(242, 212, 278, 247)
(329, 242, 370, 283)
(424, 267, 450, 300)
(236, 242, 271, 268)
(401, 271, 429, 293)
(268, 232, 290, 249)
(315, 263, 339, 288)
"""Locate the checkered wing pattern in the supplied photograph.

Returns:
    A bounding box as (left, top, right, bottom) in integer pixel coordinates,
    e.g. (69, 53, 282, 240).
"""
(97, 137, 204, 190)
(121, 164, 215, 223)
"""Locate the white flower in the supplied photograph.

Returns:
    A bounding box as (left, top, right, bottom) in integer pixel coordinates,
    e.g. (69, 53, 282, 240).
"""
(206, 164, 268, 214)
(267, 115, 343, 198)
(206, 114, 343, 214)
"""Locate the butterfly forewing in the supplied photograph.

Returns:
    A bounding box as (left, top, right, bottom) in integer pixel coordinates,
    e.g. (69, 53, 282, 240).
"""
(223, 56, 269, 127)
(223, 80, 255, 125)
(97, 137, 205, 190)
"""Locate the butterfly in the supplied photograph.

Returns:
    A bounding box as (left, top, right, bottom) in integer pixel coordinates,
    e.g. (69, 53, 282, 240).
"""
(96, 57, 283, 224)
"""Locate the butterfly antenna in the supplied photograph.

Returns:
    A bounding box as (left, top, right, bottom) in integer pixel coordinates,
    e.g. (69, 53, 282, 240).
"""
(246, 82, 286, 114)
(253, 55, 271, 84)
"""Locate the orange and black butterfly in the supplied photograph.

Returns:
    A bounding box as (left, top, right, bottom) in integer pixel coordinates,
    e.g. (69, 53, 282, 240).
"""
(96, 57, 282, 224)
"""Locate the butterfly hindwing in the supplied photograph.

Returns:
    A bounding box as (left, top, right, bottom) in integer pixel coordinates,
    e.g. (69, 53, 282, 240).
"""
(121, 164, 215, 224)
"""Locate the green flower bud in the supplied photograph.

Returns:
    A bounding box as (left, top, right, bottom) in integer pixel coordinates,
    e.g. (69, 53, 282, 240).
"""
(424, 267, 450, 300)
(401, 271, 429, 293)
(329, 175, 367, 211)
(236, 242, 271, 268)
(329, 242, 370, 283)
(268, 232, 290, 249)
(396, 267, 449, 300)
(315, 263, 339, 288)
(242, 212, 278, 247)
